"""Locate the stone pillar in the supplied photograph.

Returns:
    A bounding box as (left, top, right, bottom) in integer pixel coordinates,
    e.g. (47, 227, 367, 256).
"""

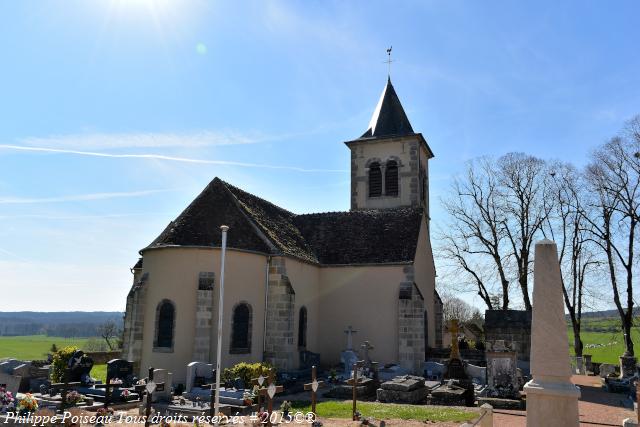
(398, 281, 425, 374)
(434, 290, 443, 349)
(524, 239, 580, 427)
(263, 257, 295, 371)
(192, 288, 213, 362)
(583, 354, 592, 373)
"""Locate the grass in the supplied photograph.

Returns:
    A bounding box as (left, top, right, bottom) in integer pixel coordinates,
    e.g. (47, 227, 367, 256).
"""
(290, 400, 476, 422)
(0, 335, 108, 383)
(568, 317, 640, 365)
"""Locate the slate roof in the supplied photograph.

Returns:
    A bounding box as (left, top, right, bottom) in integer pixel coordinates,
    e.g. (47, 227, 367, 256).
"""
(360, 77, 415, 139)
(144, 178, 423, 265)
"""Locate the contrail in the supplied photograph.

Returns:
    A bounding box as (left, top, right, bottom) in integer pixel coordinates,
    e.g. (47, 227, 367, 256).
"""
(0, 144, 347, 173)
(0, 189, 173, 204)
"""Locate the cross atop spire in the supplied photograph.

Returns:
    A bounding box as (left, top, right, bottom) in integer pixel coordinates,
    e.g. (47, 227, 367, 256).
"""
(385, 46, 393, 78)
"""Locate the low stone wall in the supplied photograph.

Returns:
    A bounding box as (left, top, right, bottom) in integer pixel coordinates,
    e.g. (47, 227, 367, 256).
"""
(85, 350, 122, 364)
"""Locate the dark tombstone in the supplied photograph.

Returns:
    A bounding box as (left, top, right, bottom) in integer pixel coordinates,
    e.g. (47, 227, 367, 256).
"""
(300, 351, 321, 371)
(233, 377, 245, 390)
(106, 359, 135, 388)
(67, 351, 95, 385)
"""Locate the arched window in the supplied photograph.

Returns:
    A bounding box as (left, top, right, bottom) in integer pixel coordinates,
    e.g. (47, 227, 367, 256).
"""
(385, 160, 399, 196)
(298, 307, 307, 348)
(369, 162, 382, 197)
(155, 300, 175, 349)
(231, 303, 252, 353)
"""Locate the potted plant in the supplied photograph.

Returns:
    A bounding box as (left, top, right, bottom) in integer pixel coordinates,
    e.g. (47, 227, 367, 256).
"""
(95, 407, 114, 426)
(65, 390, 84, 406)
(242, 390, 254, 406)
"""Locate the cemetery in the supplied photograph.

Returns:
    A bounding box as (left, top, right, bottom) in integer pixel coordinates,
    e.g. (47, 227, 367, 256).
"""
(2, 239, 639, 426)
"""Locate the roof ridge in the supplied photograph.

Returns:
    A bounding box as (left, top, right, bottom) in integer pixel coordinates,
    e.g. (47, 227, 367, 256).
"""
(219, 178, 296, 217)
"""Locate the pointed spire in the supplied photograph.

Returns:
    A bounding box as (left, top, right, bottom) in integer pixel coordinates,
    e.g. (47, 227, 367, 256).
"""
(360, 78, 414, 139)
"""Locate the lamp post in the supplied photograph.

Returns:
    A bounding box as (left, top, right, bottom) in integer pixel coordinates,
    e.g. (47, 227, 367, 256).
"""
(214, 225, 229, 419)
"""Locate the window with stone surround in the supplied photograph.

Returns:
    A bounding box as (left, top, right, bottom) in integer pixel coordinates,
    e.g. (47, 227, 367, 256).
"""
(369, 162, 382, 197)
(230, 302, 252, 354)
(154, 300, 175, 351)
(198, 272, 215, 290)
(385, 160, 399, 196)
(298, 306, 307, 349)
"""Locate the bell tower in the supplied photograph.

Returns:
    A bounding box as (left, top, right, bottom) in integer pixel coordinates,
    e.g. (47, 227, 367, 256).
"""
(345, 78, 434, 213)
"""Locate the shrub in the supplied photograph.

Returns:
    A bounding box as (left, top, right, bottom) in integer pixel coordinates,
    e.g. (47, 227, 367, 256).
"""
(51, 346, 79, 383)
(222, 362, 274, 387)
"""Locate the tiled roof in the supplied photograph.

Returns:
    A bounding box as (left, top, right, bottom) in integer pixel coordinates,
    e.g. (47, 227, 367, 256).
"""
(144, 178, 423, 265)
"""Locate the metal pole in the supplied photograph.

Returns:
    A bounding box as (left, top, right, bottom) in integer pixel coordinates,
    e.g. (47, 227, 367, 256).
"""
(214, 225, 229, 418)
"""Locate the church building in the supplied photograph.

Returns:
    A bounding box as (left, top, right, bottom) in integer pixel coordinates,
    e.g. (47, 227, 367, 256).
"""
(121, 78, 443, 384)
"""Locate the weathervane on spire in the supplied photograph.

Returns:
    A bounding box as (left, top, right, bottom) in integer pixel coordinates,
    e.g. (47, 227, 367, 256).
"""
(385, 46, 393, 78)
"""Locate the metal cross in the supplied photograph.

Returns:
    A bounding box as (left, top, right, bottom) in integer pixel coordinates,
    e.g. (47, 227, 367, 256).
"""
(385, 46, 393, 77)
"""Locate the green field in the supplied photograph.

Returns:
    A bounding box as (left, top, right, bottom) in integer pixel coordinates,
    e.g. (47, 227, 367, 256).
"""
(290, 400, 476, 422)
(0, 335, 107, 382)
(568, 317, 640, 365)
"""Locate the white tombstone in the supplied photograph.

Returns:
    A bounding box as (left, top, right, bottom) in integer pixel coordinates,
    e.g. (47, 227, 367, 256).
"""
(0, 371, 22, 396)
(524, 240, 580, 427)
(186, 361, 213, 393)
(423, 361, 445, 381)
(152, 369, 173, 402)
(466, 364, 487, 385)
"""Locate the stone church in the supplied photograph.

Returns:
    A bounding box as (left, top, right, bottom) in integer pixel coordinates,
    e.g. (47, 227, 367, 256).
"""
(121, 78, 443, 384)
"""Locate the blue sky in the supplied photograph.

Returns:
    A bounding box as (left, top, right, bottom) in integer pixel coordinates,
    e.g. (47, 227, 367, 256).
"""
(1, 1, 639, 311)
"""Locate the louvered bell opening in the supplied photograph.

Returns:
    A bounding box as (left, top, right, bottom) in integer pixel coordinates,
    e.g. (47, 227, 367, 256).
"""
(385, 161, 399, 196)
(369, 163, 382, 197)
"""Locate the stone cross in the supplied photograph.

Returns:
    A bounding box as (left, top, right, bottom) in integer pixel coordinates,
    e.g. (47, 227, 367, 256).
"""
(360, 341, 374, 366)
(49, 369, 80, 412)
(346, 360, 364, 421)
(141, 367, 164, 427)
(449, 319, 461, 360)
(303, 366, 325, 414)
(344, 326, 358, 350)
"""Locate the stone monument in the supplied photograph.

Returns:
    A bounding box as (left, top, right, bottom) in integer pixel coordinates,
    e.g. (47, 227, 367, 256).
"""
(340, 326, 359, 380)
(524, 239, 580, 427)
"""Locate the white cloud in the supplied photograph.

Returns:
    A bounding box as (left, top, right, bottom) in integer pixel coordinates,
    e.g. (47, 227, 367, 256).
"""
(0, 189, 173, 204)
(20, 130, 262, 150)
(0, 144, 347, 173)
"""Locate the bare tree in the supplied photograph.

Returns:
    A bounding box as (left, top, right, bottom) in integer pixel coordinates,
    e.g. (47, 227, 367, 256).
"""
(544, 162, 599, 357)
(584, 116, 640, 356)
(98, 320, 120, 351)
(438, 157, 511, 310)
(498, 153, 551, 311)
(441, 293, 476, 323)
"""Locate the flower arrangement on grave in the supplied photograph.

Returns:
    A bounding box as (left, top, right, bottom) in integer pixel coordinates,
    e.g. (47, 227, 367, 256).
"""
(120, 388, 130, 401)
(109, 378, 123, 385)
(328, 369, 337, 383)
(51, 346, 79, 383)
(65, 390, 84, 405)
(242, 389, 255, 405)
(16, 393, 38, 414)
(0, 386, 16, 413)
(136, 378, 147, 385)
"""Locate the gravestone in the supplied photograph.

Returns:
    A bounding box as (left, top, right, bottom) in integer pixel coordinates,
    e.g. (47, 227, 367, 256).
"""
(423, 361, 445, 381)
(599, 364, 616, 378)
(0, 359, 29, 394)
(67, 351, 95, 385)
(466, 364, 487, 386)
(107, 359, 136, 387)
(376, 375, 430, 404)
(486, 348, 518, 399)
(151, 369, 172, 402)
(185, 362, 214, 394)
(340, 326, 359, 379)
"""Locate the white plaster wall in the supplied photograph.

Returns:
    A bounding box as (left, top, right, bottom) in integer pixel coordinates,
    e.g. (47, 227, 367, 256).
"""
(138, 247, 267, 384)
(317, 264, 407, 366)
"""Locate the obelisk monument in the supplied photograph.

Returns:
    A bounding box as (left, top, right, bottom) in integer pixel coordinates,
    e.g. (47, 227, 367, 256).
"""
(524, 239, 580, 426)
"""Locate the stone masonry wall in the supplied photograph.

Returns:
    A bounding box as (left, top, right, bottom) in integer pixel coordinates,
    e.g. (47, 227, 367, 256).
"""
(192, 289, 213, 362)
(263, 257, 296, 371)
(122, 276, 148, 374)
(484, 310, 532, 362)
(398, 266, 425, 374)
